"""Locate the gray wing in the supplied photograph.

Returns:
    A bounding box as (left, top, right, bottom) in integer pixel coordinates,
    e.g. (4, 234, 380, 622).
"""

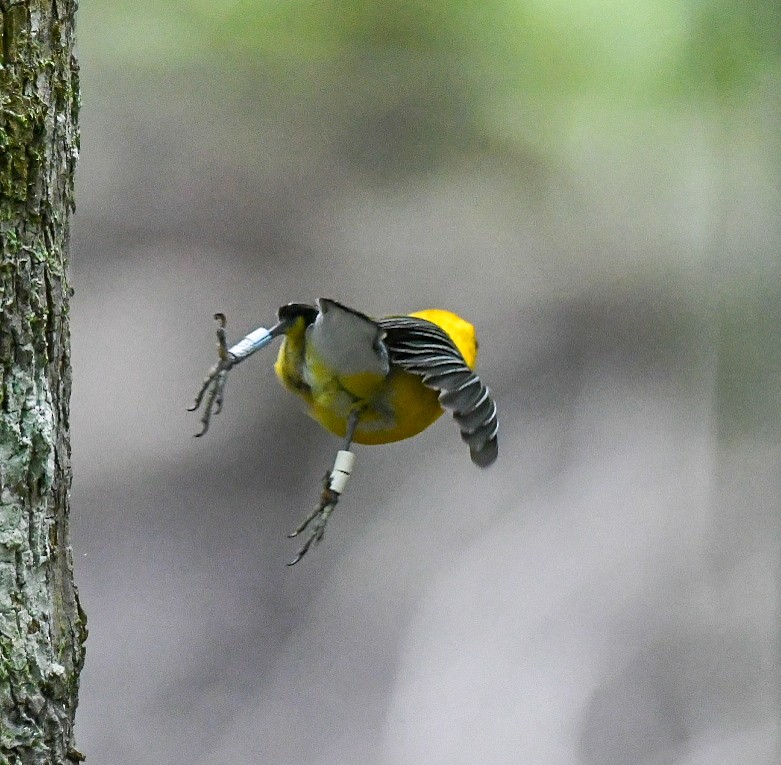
(378, 316, 498, 467)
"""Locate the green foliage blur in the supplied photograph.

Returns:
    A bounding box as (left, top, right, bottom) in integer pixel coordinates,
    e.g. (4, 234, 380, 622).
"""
(82, 0, 781, 159)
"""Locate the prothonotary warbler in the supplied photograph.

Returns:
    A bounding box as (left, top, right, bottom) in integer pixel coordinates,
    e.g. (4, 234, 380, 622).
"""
(189, 298, 498, 564)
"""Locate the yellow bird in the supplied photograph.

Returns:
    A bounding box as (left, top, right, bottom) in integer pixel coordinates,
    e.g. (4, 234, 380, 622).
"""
(189, 299, 498, 564)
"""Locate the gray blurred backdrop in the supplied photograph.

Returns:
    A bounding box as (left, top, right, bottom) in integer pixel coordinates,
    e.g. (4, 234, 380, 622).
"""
(71, 2, 779, 763)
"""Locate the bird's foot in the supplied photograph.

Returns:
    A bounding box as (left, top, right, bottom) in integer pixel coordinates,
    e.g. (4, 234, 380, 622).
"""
(188, 313, 234, 436)
(287, 477, 341, 566)
(287, 449, 355, 565)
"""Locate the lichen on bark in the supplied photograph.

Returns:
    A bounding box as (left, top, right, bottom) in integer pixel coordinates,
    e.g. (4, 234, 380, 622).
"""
(0, 1, 86, 763)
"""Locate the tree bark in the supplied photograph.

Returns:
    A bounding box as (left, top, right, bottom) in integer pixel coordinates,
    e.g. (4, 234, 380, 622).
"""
(0, 1, 86, 763)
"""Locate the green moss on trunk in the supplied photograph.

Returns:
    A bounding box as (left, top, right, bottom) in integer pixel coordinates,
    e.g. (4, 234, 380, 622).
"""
(0, 2, 86, 763)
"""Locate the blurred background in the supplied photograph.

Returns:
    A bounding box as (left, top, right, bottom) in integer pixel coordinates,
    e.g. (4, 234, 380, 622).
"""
(70, 1, 779, 763)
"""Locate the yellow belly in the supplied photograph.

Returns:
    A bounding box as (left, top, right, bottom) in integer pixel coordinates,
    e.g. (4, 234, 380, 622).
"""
(309, 367, 444, 444)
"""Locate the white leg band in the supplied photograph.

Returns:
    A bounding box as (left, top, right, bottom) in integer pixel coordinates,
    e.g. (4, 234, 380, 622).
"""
(228, 326, 274, 361)
(328, 450, 355, 495)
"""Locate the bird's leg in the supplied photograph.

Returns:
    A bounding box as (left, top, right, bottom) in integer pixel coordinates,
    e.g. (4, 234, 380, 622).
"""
(287, 410, 360, 565)
(188, 314, 286, 436)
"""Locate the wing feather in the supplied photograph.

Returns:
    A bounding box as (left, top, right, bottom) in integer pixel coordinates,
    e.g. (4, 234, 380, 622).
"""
(378, 316, 498, 467)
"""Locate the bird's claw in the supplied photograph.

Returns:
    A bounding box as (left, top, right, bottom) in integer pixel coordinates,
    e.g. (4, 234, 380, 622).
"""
(287, 476, 341, 566)
(188, 313, 234, 436)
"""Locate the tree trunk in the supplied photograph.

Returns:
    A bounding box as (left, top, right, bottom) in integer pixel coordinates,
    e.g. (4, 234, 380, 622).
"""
(0, 1, 86, 763)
